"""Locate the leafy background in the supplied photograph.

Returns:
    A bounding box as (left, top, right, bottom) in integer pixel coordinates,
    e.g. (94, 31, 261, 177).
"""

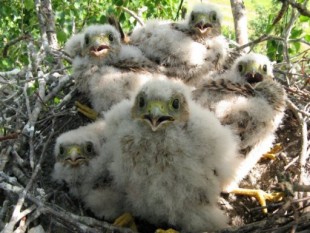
(1, 0, 309, 71)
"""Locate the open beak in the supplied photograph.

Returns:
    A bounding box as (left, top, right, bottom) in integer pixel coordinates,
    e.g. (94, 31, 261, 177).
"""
(142, 102, 174, 131)
(245, 72, 263, 84)
(89, 35, 110, 57)
(245, 63, 263, 84)
(195, 22, 213, 34)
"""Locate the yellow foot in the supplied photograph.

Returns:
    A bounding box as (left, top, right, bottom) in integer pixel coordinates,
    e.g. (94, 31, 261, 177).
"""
(231, 188, 284, 214)
(75, 101, 98, 120)
(261, 143, 282, 160)
(155, 228, 179, 233)
(113, 212, 137, 232)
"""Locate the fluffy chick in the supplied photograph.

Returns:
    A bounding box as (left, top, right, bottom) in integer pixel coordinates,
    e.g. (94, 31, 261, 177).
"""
(52, 120, 106, 198)
(52, 120, 124, 220)
(173, 2, 228, 66)
(65, 24, 158, 116)
(130, 3, 228, 86)
(104, 78, 240, 232)
(193, 53, 287, 190)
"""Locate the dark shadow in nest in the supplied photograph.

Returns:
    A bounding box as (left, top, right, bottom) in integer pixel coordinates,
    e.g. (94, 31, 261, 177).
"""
(28, 84, 95, 231)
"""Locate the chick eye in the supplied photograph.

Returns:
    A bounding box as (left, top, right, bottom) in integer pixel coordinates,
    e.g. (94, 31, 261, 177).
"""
(108, 33, 114, 42)
(59, 145, 65, 156)
(191, 14, 195, 21)
(262, 64, 267, 72)
(172, 99, 180, 110)
(85, 34, 90, 45)
(210, 11, 217, 21)
(238, 64, 244, 73)
(85, 142, 94, 154)
(139, 96, 145, 108)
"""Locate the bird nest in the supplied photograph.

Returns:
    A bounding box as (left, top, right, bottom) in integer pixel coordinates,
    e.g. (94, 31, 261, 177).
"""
(0, 40, 309, 233)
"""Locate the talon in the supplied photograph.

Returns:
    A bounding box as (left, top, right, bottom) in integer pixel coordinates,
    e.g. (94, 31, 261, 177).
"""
(113, 212, 137, 232)
(231, 188, 284, 214)
(262, 153, 277, 160)
(75, 101, 98, 120)
(262, 143, 282, 160)
(155, 228, 179, 233)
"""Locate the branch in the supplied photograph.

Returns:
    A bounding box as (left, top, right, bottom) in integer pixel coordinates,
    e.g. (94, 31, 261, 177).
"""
(1, 119, 56, 233)
(272, 0, 289, 26)
(175, 0, 185, 20)
(282, 8, 299, 65)
(217, 211, 310, 233)
(230, 0, 249, 51)
(35, 0, 59, 50)
(236, 34, 269, 51)
(0, 180, 134, 233)
(119, 6, 145, 26)
(0, 132, 20, 142)
(284, 0, 310, 17)
(2, 35, 31, 58)
(286, 99, 310, 117)
(286, 99, 309, 207)
(0, 147, 12, 171)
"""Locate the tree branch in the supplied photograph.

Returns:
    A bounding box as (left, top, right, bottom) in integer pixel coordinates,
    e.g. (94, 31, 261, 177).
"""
(2, 35, 31, 58)
(0, 179, 134, 233)
(119, 6, 145, 26)
(283, 0, 310, 17)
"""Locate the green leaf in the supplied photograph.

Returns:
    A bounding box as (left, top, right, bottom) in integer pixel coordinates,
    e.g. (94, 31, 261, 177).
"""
(24, 0, 34, 10)
(291, 28, 303, 38)
(57, 30, 68, 43)
(305, 35, 310, 42)
(53, 97, 61, 104)
(299, 15, 309, 23)
(292, 42, 301, 53)
(74, 2, 81, 9)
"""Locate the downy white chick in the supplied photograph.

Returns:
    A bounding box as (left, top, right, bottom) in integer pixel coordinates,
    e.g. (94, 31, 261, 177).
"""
(104, 78, 240, 232)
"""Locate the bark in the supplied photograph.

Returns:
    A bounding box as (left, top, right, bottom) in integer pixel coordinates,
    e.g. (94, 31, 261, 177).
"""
(35, 0, 59, 50)
(230, 0, 249, 51)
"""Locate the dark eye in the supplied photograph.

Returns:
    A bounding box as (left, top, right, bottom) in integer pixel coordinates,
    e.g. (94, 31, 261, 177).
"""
(85, 34, 90, 45)
(139, 96, 145, 108)
(191, 14, 195, 21)
(263, 64, 267, 72)
(211, 12, 217, 21)
(85, 142, 93, 153)
(172, 99, 180, 110)
(238, 64, 243, 73)
(59, 145, 65, 156)
(108, 33, 114, 42)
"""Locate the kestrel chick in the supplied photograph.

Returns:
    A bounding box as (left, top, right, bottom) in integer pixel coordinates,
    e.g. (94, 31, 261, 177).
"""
(52, 120, 124, 220)
(52, 120, 106, 198)
(129, 3, 228, 86)
(193, 53, 287, 212)
(104, 78, 240, 232)
(65, 24, 158, 118)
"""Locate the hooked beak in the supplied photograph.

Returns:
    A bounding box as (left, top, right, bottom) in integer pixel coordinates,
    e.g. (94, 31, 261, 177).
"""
(142, 103, 174, 131)
(244, 63, 264, 84)
(195, 22, 213, 34)
(89, 35, 110, 57)
(64, 147, 87, 167)
(245, 72, 263, 84)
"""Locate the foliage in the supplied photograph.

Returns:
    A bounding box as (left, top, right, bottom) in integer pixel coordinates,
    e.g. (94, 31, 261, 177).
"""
(0, 0, 181, 71)
(1, 0, 308, 71)
(248, 1, 309, 64)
